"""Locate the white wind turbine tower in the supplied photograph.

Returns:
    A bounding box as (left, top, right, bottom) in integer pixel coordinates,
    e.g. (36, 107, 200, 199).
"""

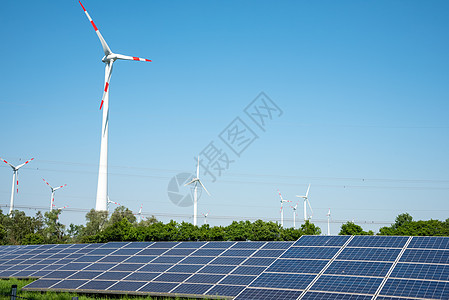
(296, 184, 313, 222)
(327, 208, 331, 236)
(79, 1, 152, 211)
(134, 204, 143, 223)
(107, 196, 121, 214)
(291, 203, 299, 229)
(202, 212, 209, 225)
(0, 157, 34, 215)
(277, 190, 291, 228)
(42, 178, 67, 212)
(185, 157, 210, 226)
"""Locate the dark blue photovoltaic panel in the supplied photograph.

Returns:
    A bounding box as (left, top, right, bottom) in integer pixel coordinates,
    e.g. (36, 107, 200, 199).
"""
(87, 248, 116, 255)
(22, 279, 60, 289)
(111, 248, 142, 256)
(74, 255, 103, 262)
(58, 262, 91, 270)
(139, 282, 178, 293)
(101, 242, 128, 248)
(84, 263, 115, 271)
(390, 263, 449, 281)
(109, 263, 144, 272)
(242, 257, 276, 266)
(294, 235, 350, 247)
(98, 256, 128, 263)
(107, 281, 147, 291)
(10, 270, 36, 277)
(148, 242, 179, 248)
(235, 287, 303, 300)
(202, 241, 235, 248)
(267, 259, 328, 274)
(151, 256, 184, 264)
(310, 275, 383, 294)
(191, 249, 225, 257)
(43, 271, 76, 279)
(166, 264, 203, 273)
(122, 242, 153, 248)
(380, 278, 449, 299)
(210, 257, 246, 265)
(231, 266, 265, 276)
(135, 248, 167, 256)
(180, 256, 215, 265)
(252, 249, 285, 258)
(163, 248, 196, 256)
(337, 247, 401, 262)
(222, 249, 256, 257)
(251, 273, 315, 290)
(175, 241, 206, 248)
(282, 247, 340, 259)
(124, 256, 156, 264)
(408, 236, 449, 249)
(220, 275, 256, 285)
(261, 241, 293, 249)
(171, 283, 213, 295)
(400, 249, 449, 264)
(95, 271, 131, 280)
(79, 280, 115, 290)
(231, 242, 266, 249)
(325, 260, 392, 277)
(153, 272, 191, 283)
(51, 279, 88, 289)
(206, 284, 245, 297)
(68, 271, 102, 279)
(348, 236, 408, 248)
(200, 265, 236, 274)
(123, 272, 159, 281)
(186, 274, 224, 284)
(302, 291, 373, 299)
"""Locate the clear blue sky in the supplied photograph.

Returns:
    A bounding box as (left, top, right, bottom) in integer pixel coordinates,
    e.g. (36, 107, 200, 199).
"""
(1, 0, 448, 234)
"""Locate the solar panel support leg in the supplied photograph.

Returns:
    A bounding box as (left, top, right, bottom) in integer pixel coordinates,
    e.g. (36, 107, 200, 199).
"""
(10, 284, 17, 300)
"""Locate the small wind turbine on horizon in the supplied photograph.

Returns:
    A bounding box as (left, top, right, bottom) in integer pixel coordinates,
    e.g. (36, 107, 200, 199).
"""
(107, 196, 121, 214)
(327, 208, 331, 235)
(277, 190, 291, 228)
(296, 184, 313, 222)
(134, 204, 143, 223)
(42, 178, 67, 212)
(79, 1, 152, 212)
(0, 157, 34, 215)
(291, 202, 299, 229)
(185, 157, 210, 226)
(56, 205, 69, 223)
(202, 212, 209, 225)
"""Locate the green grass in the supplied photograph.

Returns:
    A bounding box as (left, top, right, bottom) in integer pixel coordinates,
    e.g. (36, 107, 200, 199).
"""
(0, 278, 218, 300)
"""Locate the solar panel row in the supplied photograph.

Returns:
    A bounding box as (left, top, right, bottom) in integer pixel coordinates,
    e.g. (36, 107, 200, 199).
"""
(0, 236, 446, 299)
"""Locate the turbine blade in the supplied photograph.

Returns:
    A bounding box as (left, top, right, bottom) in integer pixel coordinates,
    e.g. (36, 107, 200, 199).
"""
(79, 1, 112, 56)
(307, 198, 313, 217)
(198, 180, 210, 196)
(100, 61, 113, 110)
(305, 184, 311, 197)
(115, 54, 152, 62)
(196, 156, 200, 178)
(16, 171, 19, 194)
(53, 184, 67, 191)
(277, 189, 283, 201)
(42, 178, 53, 190)
(184, 179, 197, 186)
(0, 157, 15, 169)
(16, 157, 34, 169)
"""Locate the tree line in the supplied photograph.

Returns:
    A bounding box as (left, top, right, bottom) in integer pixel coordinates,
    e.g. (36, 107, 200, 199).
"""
(0, 208, 447, 245)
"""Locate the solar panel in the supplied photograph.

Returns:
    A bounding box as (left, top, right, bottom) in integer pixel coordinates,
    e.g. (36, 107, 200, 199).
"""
(0, 236, 443, 299)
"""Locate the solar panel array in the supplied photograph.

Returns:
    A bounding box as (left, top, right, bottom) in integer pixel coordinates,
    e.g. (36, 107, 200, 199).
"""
(0, 236, 447, 299)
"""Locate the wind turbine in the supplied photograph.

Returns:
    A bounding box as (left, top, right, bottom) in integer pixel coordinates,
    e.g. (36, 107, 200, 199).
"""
(0, 157, 34, 215)
(185, 157, 210, 226)
(291, 203, 299, 229)
(134, 204, 143, 223)
(202, 211, 209, 225)
(42, 179, 67, 212)
(56, 205, 69, 223)
(296, 184, 313, 222)
(327, 208, 331, 235)
(107, 196, 121, 214)
(277, 190, 291, 228)
(79, 1, 151, 211)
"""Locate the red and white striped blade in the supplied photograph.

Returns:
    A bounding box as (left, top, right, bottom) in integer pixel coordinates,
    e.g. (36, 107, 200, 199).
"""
(115, 54, 152, 62)
(16, 171, 19, 194)
(79, 1, 112, 56)
(0, 157, 14, 169)
(16, 157, 34, 169)
(59, 205, 69, 210)
(99, 61, 113, 110)
(277, 189, 283, 201)
(42, 178, 53, 189)
(54, 184, 67, 191)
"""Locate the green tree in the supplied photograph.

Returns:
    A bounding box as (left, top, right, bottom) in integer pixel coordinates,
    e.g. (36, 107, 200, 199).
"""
(43, 209, 67, 244)
(300, 220, 322, 236)
(339, 222, 373, 235)
(109, 206, 136, 225)
(82, 209, 109, 236)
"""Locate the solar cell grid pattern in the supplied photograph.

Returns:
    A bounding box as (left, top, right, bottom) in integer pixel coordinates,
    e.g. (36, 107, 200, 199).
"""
(0, 236, 443, 299)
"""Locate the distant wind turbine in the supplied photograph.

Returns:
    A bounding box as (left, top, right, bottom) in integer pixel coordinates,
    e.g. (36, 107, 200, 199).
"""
(107, 196, 121, 213)
(134, 204, 143, 223)
(42, 178, 67, 212)
(79, 1, 152, 211)
(291, 202, 299, 229)
(327, 208, 331, 235)
(185, 157, 210, 226)
(296, 184, 313, 222)
(0, 157, 34, 215)
(202, 212, 209, 225)
(277, 190, 291, 228)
